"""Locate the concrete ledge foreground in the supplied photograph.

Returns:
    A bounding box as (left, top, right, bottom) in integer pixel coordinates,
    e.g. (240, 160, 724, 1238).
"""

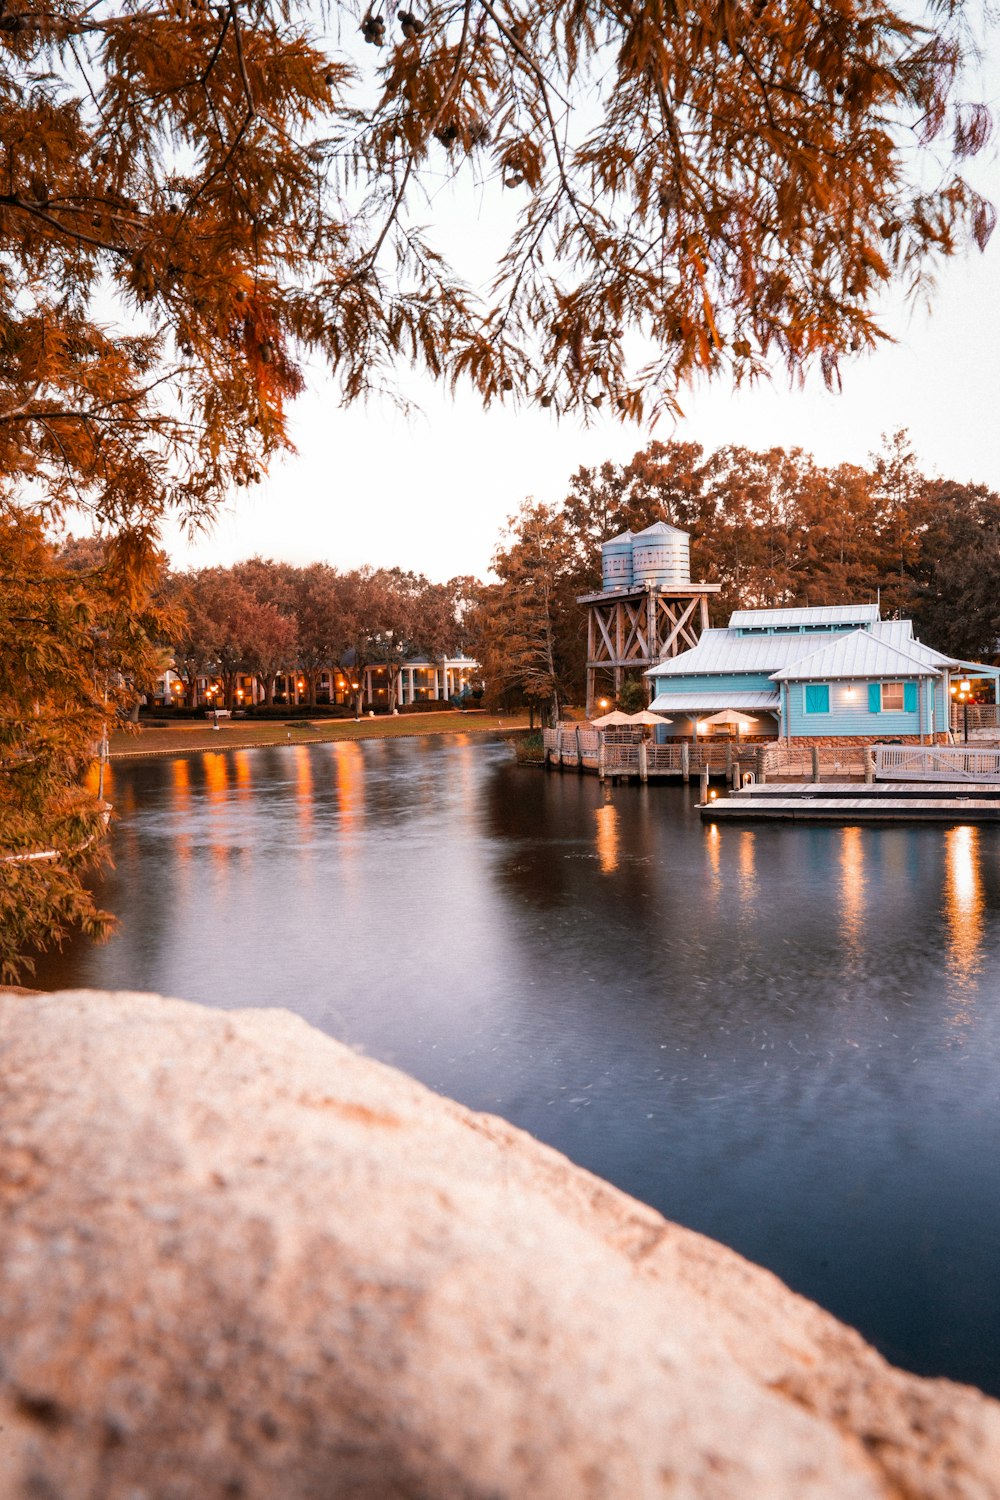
(1, 989, 999, 1499)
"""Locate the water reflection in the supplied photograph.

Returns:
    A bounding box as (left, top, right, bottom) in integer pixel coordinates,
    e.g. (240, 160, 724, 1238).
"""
(944, 825, 984, 1006)
(331, 741, 364, 832)
(294, 746, 314, 833)
(30, 741, 1000, 1397)
(737, 829, 758, 908)
(594, 798, 620, 873)
(170, 757, 193, 867)
(840, 826, 866, 960)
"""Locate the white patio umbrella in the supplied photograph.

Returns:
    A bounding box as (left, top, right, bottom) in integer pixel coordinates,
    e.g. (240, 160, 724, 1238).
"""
(590, 709, 636, 726)
(628, 709, 673, 726)
(703, 708, 758, 740)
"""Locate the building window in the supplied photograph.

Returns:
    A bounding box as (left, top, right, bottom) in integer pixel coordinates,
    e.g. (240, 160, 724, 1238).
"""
(881, 682, 905, 712)
(804, 683, 830, 714)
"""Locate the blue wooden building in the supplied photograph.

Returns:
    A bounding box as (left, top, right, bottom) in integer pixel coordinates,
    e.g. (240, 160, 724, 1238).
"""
(645, 604, 999, 743)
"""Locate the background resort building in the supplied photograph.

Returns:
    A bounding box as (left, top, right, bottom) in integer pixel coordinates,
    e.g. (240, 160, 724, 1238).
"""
(645, 604, 998, 744)
(152, 655, 479, 711)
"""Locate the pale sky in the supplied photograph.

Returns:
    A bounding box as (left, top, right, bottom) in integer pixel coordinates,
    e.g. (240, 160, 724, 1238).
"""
(163, 40, 1000, 587)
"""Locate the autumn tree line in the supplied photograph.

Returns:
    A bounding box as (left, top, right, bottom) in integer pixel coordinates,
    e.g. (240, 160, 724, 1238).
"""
(476, 433, 1000, 722)
(160, 561, 478, 718)
(48, 429, 1000, 733)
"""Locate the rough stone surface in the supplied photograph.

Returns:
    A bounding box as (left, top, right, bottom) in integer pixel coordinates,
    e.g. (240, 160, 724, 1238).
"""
(2, 990, 999, 1500)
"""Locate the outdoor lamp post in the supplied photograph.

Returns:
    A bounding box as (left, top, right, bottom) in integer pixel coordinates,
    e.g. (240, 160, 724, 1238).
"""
(959, 679, 972, 743)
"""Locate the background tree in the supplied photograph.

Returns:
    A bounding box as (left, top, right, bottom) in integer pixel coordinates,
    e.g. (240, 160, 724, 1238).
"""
(910, 482, 1000, 661)
(472, 503, 577, 724)
(290, 564, 344, 708)
(1, 508, 121, 978)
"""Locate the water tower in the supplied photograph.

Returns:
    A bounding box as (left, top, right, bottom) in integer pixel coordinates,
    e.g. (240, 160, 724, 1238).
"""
(578, 523, 720, 716)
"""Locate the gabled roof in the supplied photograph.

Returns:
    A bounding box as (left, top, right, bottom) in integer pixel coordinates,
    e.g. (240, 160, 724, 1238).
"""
(729, 604, 879, 630)
(648, 689, 780, 713)
(770, 630, 940, 681)
(869, 620, 957, 669)
(644, 628, 841, 677)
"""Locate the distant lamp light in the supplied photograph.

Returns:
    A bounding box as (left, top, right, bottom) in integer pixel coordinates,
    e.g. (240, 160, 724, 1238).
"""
(845, 686, 856, 700)
(739, 721, 751, 733)
(960, 679, 971, 693)
(708, 788, 718, 801)
(697, 721, 710, 735)
(599, 698, 609, 709)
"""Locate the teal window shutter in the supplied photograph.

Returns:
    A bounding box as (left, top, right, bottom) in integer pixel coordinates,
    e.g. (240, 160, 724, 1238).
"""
(868, 683, 881, 713)
(904, 682, 917, 712)
(805, 684, 830, 714)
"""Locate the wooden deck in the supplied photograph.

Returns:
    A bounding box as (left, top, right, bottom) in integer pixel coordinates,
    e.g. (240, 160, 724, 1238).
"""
(702, 781, 1000, 823)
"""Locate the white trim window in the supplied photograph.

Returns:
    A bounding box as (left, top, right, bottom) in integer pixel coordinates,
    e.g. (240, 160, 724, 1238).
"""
(881, 682, 905, 711)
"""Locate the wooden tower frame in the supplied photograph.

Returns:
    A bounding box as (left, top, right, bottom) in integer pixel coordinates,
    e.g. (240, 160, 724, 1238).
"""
(578, 581, 722, 718)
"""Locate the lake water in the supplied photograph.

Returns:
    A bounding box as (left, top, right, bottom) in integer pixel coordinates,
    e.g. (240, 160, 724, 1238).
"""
(35, 734, 1000, 1395)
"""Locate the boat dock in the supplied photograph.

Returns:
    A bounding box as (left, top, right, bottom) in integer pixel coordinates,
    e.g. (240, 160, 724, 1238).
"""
(701, 780, 1000, 823)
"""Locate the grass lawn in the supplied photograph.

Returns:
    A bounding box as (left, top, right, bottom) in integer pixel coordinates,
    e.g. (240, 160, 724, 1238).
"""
(109, 710, 531, 758)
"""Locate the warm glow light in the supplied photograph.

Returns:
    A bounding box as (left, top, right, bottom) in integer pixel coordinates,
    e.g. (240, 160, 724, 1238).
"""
(697, 721, 710, 734)
(708, 788, 717, 800)
(739, 721, 750, 733)
(599, 698, 609, 709)
(594, 802, 620, 874)
(960, 679, 971, 693)
(845, 686, 856, 700)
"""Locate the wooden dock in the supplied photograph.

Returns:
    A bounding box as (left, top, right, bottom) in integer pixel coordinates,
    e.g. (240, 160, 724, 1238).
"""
(701, 781, 1000, 823)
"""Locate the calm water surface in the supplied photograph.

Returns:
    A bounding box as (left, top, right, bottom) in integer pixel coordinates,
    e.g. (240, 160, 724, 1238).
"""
(36, 735, 1000, 1394)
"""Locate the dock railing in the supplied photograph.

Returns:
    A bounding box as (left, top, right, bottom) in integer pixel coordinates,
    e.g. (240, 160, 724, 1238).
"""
(872, 744, 1000, 782)
(544, 725, 759, 779)
(758, 744, 868, 780)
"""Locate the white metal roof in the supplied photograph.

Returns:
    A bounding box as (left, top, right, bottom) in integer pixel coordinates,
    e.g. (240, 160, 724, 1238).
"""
(644, 629, 842, 677)
(728, 604, 879, 630)
(770, 630, 940, 681)
(648, 690, 780, 713)
(632, 520, 689, 540)
(603, 529, 633, 546)
(869, 620, 957, 668)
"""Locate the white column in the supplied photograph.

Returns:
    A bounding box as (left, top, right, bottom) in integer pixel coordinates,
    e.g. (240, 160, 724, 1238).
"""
(407, 667, 415, 704)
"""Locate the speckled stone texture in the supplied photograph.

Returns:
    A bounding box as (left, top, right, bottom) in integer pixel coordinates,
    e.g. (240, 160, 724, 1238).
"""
(2, 989, 999, 1500)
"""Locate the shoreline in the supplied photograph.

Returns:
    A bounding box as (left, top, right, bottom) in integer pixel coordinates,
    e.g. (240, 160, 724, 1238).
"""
(108, 710, 531, 760)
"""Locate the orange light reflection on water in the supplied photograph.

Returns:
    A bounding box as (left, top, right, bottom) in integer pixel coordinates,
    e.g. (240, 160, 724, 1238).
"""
(944, 825, 984, 1011)
(170, 757, 193, 866)
(330, 742, 364, 833)
(294, 746, 313, 831)
(594, 800, 620, 873)
(233, 750, 252, 797)
(839, 826, 866, 959)
(737, 829, 757, 907)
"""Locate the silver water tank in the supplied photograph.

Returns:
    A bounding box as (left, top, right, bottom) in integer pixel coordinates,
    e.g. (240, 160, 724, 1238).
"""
(631, 522, 691, 587)
(601, 530, 634, 590)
